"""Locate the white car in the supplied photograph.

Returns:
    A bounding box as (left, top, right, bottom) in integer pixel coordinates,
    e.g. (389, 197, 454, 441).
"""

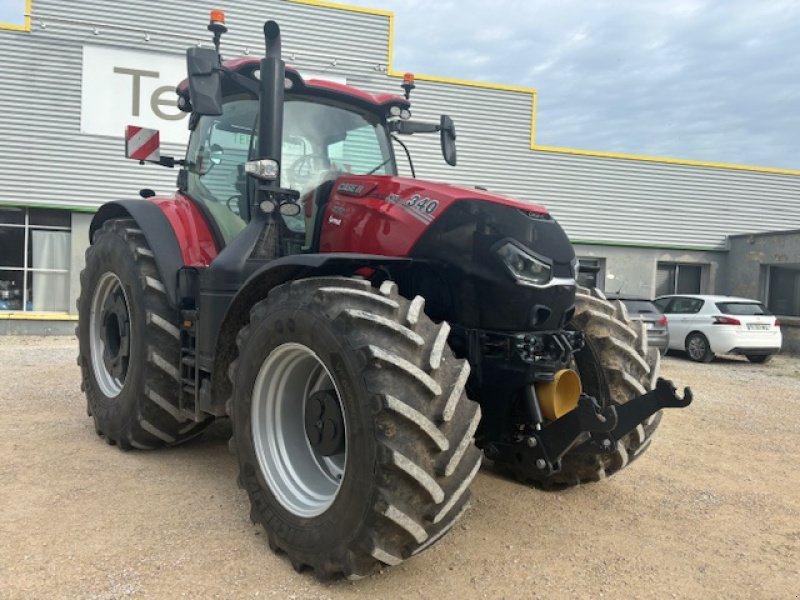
(653, 295, 782, 363)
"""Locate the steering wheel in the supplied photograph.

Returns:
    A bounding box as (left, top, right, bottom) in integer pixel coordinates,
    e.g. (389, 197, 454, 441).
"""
(288, 154, 329, 190)
(226, 194, 242, 216)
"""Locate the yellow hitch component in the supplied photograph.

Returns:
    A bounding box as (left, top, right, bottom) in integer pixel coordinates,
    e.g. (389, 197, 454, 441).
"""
(535, 369, 582, 420)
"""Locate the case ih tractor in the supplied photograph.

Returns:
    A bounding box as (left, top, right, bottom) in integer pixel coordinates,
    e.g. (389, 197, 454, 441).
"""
(77, 13, 692, 579)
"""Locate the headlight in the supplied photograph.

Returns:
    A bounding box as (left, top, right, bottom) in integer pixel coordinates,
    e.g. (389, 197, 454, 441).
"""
(496, 241, 552, 286)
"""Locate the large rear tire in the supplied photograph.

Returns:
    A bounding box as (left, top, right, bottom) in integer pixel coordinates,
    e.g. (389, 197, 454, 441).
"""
(517, 287, 661, 489)
(77, 218, 211, 449)
(228, 277, 482, 579)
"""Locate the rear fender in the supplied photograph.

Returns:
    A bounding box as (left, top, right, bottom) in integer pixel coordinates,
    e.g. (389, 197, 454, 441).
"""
(208, 253, 413, 410)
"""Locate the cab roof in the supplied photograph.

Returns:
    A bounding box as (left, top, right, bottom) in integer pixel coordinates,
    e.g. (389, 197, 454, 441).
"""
(176, 56, 410, 115)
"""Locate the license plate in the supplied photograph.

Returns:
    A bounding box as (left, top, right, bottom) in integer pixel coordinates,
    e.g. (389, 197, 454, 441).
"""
(646, 322, 654, 330)
(747, 324, 770, 331)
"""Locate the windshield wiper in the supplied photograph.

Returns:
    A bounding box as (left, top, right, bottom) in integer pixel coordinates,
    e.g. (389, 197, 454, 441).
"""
(365, 158, 392, 176)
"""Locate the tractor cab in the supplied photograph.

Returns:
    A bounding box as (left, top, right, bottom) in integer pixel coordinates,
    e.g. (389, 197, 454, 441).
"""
(176, 61, 404, 251)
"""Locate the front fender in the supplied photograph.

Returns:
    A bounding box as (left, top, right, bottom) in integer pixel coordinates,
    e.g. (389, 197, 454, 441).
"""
(207, 253, 413, 412)
(90, 200, 186, 308)
(90, 196, 219, 309)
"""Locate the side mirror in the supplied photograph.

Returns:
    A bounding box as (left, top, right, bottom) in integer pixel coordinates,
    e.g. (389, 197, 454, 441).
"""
(210, 143, 224, 165)
(440, 115, 457, 167)
(186, 47, 223, 116)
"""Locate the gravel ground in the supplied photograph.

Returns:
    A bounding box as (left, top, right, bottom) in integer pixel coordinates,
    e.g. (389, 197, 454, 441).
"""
(1, 336, 798, 599)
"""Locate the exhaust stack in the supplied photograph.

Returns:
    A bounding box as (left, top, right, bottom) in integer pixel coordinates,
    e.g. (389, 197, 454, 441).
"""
(257, 20, 285, 187)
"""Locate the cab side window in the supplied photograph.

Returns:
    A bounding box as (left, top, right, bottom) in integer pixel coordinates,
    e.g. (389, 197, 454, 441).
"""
(185, 98, 258, 243)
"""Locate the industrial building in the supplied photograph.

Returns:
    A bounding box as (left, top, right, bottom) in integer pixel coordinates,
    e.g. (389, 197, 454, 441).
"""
(1, 0, 798, 350)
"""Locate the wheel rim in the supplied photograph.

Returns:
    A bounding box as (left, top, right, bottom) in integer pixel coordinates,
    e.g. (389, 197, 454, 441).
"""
(687, 336, 706, 360)
(251, 343, 347, 518)
(89, 272, 131, 398)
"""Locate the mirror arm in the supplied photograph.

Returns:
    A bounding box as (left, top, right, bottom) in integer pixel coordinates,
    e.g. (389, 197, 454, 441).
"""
(389, 120, 439, 135)
(139, 156, 186, 169)
(221, 66, 261, 96)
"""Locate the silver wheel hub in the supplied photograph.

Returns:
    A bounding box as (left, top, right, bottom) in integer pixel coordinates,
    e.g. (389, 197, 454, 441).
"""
(688, 336, 705, 359)
(251, 343, 347, 518)
(89, 272, 131, 398)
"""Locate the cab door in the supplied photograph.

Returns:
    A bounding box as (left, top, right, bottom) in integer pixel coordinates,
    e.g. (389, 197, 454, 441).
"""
(183, 97, 259, 245)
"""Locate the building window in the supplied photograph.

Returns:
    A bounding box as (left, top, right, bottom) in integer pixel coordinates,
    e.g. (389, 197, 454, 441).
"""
(577, 257, 605, 290)
(0, 207, 71, 312)
(655, 262, 704, 296)
(767, 266, 800, 317)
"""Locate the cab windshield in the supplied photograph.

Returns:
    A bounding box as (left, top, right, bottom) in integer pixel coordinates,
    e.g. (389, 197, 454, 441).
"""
(281, 98, 396, 193)
(185, 96, 395, 243)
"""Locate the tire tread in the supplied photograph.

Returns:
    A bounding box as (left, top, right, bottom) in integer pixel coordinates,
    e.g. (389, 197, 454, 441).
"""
(228, 276, 481, 578)
(77, 218, 211, 450)
(508, 287, 661, 489)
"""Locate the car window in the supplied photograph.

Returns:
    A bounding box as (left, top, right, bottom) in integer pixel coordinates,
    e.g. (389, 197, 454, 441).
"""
(670, 297, 704, 314)
(622, 300, 659, 314)
(653, 297, 672, 312)
(716, 301, 771, 316)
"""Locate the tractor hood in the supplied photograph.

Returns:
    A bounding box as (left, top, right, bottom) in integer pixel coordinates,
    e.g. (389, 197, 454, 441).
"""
(319, 175, 576, 331)
(330, 174, 550, 218)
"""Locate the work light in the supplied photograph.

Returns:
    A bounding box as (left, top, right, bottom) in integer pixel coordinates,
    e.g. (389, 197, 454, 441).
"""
(245, 159, 279, 180)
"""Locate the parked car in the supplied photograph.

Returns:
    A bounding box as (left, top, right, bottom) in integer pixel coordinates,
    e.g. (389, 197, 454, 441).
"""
(606, 294, 669, 354)
(653, 295, 782, 363)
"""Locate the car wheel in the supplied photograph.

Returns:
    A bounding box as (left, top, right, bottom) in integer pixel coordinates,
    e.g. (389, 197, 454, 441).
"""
(685, 332, 714, 363)
(746, 354, 773, 364)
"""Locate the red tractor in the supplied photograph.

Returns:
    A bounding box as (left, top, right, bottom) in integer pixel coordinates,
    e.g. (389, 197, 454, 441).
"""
(77, 14, 691, 579)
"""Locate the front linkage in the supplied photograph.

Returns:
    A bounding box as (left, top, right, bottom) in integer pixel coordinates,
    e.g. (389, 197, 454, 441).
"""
(490, 378, 693, 477)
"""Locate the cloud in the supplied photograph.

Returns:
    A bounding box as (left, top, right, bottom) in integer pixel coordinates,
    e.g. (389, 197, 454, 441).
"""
(343, 0, 800, 169)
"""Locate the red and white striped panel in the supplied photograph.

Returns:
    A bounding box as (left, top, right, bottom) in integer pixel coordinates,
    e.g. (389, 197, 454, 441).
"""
(125, 125, 161, 162)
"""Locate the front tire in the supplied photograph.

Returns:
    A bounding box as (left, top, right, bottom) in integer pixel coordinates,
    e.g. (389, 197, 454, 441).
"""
(77, 218, 211, 449)
(229, 277, 482, 579)
(513, 287, 661, 489)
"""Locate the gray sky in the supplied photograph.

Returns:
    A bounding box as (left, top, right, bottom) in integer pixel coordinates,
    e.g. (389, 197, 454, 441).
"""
(0, 0, 24, 26)
(343, 0, 800, 170)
